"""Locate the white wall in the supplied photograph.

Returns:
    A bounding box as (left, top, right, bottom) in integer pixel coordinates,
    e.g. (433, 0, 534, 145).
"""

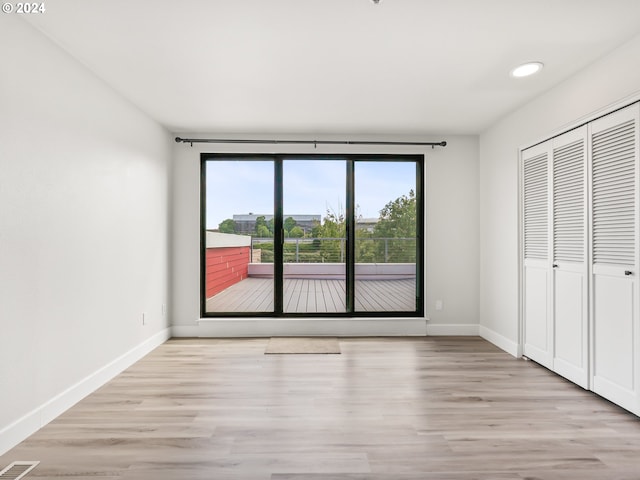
(0, 17, 172, 454)
(171, 135, 479, 336)
(479, 33, 640, 355)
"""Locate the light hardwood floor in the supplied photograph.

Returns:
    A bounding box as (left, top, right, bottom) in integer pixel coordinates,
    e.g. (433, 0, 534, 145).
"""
(3, 337, 640, 479)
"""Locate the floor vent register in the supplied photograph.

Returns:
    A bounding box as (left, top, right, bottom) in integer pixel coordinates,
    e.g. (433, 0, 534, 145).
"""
(0, 462, 39, 480)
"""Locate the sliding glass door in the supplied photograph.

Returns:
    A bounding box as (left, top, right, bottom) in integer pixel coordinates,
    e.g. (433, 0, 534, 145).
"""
(202, 154, 423, 317)
(283, 159, 347, 313)
(354, 161, 419, 312)
(203, 158, 274, 314)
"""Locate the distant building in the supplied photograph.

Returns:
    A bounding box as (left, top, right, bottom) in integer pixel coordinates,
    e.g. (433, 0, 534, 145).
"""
(356, 217, 378, 233)
(232, 213, 321, 235)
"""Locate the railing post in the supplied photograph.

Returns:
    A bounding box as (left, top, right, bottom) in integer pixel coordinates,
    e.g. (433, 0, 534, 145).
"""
(385, 238, 388, 263)
(340, 238, 344, 263)
(296, 238, 299, 263)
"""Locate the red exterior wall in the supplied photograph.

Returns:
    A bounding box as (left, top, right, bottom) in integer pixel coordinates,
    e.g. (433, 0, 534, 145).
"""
(205, 246, 250, 299)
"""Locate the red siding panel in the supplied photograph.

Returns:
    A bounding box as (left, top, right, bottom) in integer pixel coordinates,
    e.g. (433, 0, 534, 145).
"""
(205, 246, 250, 299)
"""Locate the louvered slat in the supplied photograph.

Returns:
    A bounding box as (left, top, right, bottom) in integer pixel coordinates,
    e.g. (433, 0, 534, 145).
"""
(553, 139, 584, 262)
(524, 152, 548, 259)
(592, 119, 636, 266)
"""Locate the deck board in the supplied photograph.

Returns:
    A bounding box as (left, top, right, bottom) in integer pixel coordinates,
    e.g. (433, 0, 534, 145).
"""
(206, 277, 415, 313)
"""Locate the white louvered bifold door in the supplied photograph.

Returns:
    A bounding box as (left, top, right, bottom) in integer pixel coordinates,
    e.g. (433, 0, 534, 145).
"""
(590, 104, 640, 414)
(552, 127, 589, 388)
(522, 141, 553, 369)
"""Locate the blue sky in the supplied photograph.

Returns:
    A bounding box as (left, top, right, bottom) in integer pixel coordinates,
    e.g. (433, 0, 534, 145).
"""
(206, 160, 415, 229)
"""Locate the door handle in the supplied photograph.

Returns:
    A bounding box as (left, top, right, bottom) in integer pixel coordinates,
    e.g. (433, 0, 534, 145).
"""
(625, 270, 633, 276)
(552, 263, 558, 268)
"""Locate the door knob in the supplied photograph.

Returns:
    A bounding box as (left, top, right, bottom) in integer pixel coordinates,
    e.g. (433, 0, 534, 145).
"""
(625, 270, 633, 276)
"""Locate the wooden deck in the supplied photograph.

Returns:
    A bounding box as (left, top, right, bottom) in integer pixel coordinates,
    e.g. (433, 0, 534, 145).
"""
(205, 277, 416, 313)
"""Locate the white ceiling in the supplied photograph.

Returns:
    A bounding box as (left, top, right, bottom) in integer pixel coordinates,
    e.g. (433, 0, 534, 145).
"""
(24, 0, 640, 135)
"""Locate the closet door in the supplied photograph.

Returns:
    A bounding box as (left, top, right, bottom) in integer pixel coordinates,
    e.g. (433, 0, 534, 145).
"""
(552, 127, 589, 388)
(590, 104, 640, 413)
(522, 142, 553, 368)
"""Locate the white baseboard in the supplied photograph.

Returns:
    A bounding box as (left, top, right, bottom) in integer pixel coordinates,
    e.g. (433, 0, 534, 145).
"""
(425, 323, 480, 336)
(195, 318, 427, 337)
(479, 325, 520, 357)
(174, 319, 486, 338)
(0, 328, 171, 457)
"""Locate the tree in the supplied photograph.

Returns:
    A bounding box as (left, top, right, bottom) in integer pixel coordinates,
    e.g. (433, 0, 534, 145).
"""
(218, 218, 236, 234)
(373, 190, 416, 262)
(311, 208, 346, 262)
(289, 226, 304, 238)
(254, 216, 268, 235)
(355, 227, 377, 263)
(256, 225, 271, 238)
(374, 189, 416, 238)
(284, 217, 297, 232)
(311, 208, 345, 238)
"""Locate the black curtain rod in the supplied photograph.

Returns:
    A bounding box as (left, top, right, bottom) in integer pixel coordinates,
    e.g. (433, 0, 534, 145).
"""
(174, 137, 447, 148)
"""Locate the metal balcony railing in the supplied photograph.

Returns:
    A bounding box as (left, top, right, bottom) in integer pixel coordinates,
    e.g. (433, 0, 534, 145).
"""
(250, 237, 417, 263)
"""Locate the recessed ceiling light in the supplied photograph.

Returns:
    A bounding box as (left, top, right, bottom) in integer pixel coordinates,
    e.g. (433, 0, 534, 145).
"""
(511, 62, 544, 78)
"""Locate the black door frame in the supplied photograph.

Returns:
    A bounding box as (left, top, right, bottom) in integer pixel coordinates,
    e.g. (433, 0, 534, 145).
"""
(201, 153, 424, 318)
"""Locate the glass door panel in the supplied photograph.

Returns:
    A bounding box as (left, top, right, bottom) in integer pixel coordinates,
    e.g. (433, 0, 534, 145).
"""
(283, 160, 347, 313)
(354, 161, 417, 312)
(204, 159, 274, 313)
